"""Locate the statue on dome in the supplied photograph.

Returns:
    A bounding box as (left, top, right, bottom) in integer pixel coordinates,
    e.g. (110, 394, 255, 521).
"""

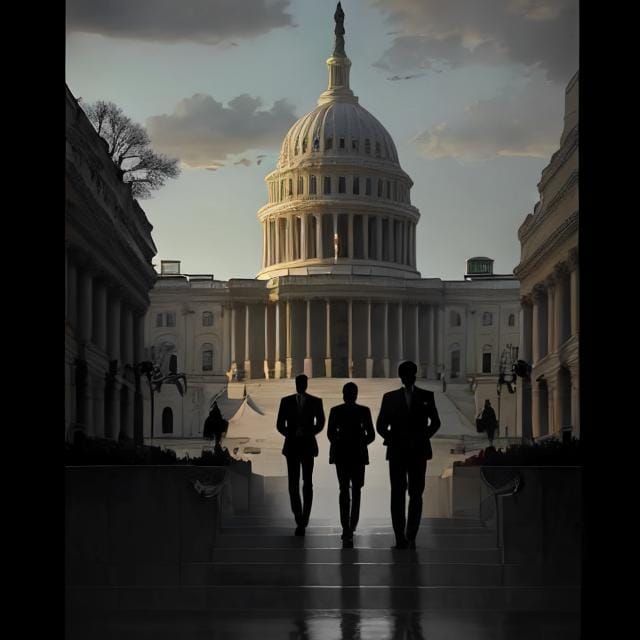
(333, 2, 346, 57)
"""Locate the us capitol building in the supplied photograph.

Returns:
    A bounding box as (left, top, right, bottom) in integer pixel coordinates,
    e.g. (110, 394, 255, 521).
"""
(145, 6, 520, 438)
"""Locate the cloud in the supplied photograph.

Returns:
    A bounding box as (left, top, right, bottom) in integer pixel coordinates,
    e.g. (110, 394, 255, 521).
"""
(413, 71, 564, 160)
(370, 0, 578, 83)
(66, 0, 294, 43)
(146, 93, 297, 169)
(234, 158, 252, 166)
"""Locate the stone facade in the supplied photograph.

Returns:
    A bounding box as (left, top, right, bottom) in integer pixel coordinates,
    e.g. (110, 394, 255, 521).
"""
(65, 85, 157, 442)
(514, 71, 579, 440)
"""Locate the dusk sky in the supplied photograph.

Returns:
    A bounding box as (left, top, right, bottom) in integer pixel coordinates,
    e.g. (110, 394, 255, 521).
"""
(66, 0, 578, 282)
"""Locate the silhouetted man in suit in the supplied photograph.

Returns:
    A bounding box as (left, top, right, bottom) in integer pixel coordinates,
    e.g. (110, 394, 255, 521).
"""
(276, 374, 325, 536)
(327, 382, 376, 546)
(377, 361, 441, 549)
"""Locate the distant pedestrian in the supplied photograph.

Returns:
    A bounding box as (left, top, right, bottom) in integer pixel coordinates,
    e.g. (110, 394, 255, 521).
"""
(478, 399, 498, 445)
(203, 401, 228, 451)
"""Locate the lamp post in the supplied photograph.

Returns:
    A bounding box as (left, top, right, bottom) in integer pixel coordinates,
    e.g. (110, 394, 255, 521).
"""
(496, 344, 518, 439)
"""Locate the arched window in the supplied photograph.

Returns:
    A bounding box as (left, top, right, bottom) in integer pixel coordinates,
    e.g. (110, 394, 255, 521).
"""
(482, 312, 493, 326)
(298, 176, 304, 195)
(156, 313, 163, 328)
(339, 137, 345, 149)
(288, 178, 293, 196)
(313, 137, 320, 151)
(364, 139, 371, 154)
(449, 311, 461, 327)
(202, 311, 213, 327)
(508, 313, 516, 327)
(309, 175, 317, 195)
(165, 313, 176, 327)
(365, 178, 372, 196)
(280, 180, 284, 200)
(302, 138, 308, 153)
(324, 176, 331, 195)
(375, 142, 381, 157)
(351, 139, 359, 151)
(386, 181, 391, 199)
(202, 343, 214, 372)
(162, 407, 173, 434)
(353, 177, 360, 195)
(377, 179, 383, 197)
(338, 176, 346, 193)
(482, 345, 492, 374)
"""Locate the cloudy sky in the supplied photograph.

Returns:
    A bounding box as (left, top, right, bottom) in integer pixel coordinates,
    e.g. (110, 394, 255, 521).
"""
(66, 0, 578, 281)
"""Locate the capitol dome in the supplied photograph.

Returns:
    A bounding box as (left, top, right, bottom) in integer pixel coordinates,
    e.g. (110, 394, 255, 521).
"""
(256, 4, 420, 281)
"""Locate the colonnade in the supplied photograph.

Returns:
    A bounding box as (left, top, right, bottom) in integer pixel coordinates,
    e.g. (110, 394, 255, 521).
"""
(520, 250, 579, 438)
(261, 213, 417, 269)
(65, 249, 147, 441)
(228, 299, 443, 380)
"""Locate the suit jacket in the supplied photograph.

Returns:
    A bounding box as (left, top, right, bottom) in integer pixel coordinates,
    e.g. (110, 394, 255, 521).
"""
(327, 403, 376, 466)
(376, 386, 441, 461)
(276, 393, 325, 457)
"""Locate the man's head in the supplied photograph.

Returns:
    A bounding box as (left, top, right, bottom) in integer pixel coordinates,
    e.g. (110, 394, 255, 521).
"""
(295, 374, 308, 394)
(342, 381, 358, 404)
(398, 360, 417, 388)
(484, 399, 491, 407)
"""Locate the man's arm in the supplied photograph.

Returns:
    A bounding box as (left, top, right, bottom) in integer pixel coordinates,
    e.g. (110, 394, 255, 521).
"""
(276, 398, 288, 437)
(426, 394, 441, 439)
(314, 398, 326, 434)
(327, 407, 338, 442)
(363, 407, 376, 445)
(376, 394, 392, 441)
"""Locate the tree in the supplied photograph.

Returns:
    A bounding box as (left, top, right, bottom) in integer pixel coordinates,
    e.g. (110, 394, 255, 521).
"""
(82, 100, 180, 198)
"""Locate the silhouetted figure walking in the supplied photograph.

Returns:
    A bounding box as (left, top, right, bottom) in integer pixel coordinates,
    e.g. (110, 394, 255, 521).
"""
(478, 399, 498, 445)
(377, 361, 441, 549)
(276, 374, 325, 536)
(203, 401, 228, 451)
(327, 382, 375, 547)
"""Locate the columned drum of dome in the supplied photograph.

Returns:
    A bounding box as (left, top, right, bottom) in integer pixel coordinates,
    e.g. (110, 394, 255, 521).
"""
(256, 6, 420, 281)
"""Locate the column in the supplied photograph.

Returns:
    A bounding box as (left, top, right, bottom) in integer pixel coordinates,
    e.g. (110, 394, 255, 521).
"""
(262, 222, 267, 269)
(569, 250, 579, 336)
(396, 302, 404, 369)
(325, 299, 332, 377)
(414, 304, 420, 372)
(363, 215, 369, 260)
(122, 305, 134, 366)
(348, 214, 354, 258)
(411, 224, 416, 267)
(569, 362, 580, 438)
(332, 213, 338, 259)
(266, 221, 271, 266)
(388, 218, 395, 262)
(83, 371, 95, 436)
(301, 214, 307, 260)
(376, 216, 383, 262)
(316, 215, 323, 260)
(93, 280, 108, 352)
(134, 314, 145, 363)
(274, 301, 284, 378)
(531, 383, 540, 440)
(366, 300, 373, 378)
(520, 296, 533, 363)
(66, 256, 77, 329)
(107, 292, 121, 364)
(401, 222, 407, 265)
(553, 267, 566, 350)
(78, 269, 93, 342)
(285, 300, 293, 378)
(546, 279, 555, 355)
(531, 285, 544, 364)
(230, 305, 237, 372)
(275, 218, 281, 263)
(263, 303, 270, 380)
(438, 306, 445, 377)
(222, 304, 231, 374)
(428, 305, 436, 379)
(466, 308, 476, 376)
(304, 299, 313, 377)
(382, 301, 390, 377)
(244, 304, 252, 380)
(348, 299, 353, 378)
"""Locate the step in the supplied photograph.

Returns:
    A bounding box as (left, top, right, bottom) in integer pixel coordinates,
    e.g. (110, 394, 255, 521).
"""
(220, 525, 490, 536)
(214, 533, 498, 549)
(224, 516, 484, 528)
(66, 585, 580, 612)
(178, 561, 504, 586)
(210, 546, 502, 564)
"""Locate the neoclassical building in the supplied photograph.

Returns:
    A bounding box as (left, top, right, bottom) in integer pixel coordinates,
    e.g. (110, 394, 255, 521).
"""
(65, 85, 157, 442)
(143, 8, 522, 439)
(514, 71, 579, 440)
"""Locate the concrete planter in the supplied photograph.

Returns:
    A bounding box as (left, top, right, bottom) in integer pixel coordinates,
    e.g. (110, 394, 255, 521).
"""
(65, 465, 228, 586)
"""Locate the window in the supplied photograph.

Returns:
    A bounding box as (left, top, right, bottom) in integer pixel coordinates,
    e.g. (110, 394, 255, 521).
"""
(377, 179, 383, 198)
(375, 142, 381, 157)
(302, 138, 308, 153)
(339, 137, 345, 149)
(365, 178, 372, 196)
(324, 176, 331, 195)
(364, 139, 371, 154)
(508, 313, 516, 327)
(309, 175, 317, 195)
(338, 177, 346, 193)
(294, 143, 298, 155)
(313, 137, 320, 151)
(165, 313, 176, 327)
(386, 181, 391, 199)
(280, 180, 284, 200)
(393, 182, 398, 201)
(202, 311, 213, 327)
(450, 346, 461, 379)
(162, 407, 173, 434)
(351, 139, 359, 151)
(482, 312, 493, 326)
(482, 352, 492, 374)
(449, 311, 461, 327)
(353, 177, 360, 195)
(202, 343, 214, 371)
(298, 176, 304, 195)
(288, 179, 293, 196)
(156, 313, 163, 328)
(325, 136, 333, 150)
